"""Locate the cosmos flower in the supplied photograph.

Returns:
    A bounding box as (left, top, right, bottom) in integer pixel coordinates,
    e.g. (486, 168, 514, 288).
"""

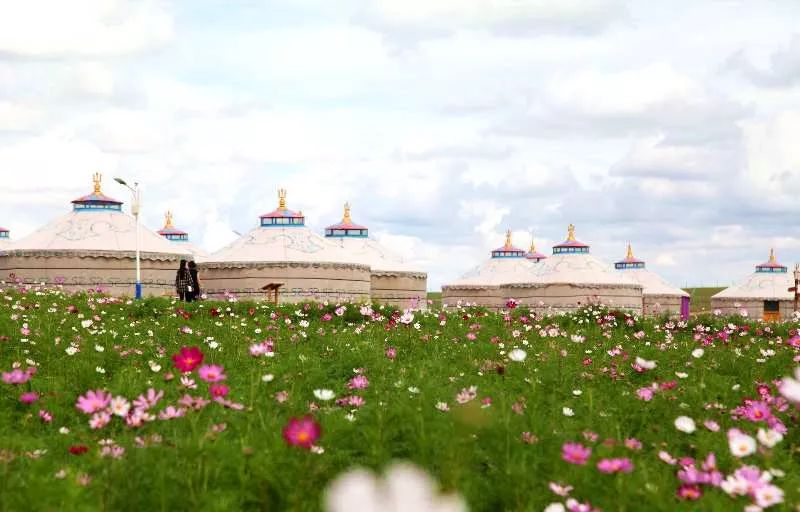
(508, 349, 527, 362)
(172, 346, 204, 373)
(596, 458, 633, 474)
(282, 416, 321, 449)
(198, 364, 227, 383)
(674, 416, 696, 434)
(76, 390, 111, 415)
(561, 443, 591, 465)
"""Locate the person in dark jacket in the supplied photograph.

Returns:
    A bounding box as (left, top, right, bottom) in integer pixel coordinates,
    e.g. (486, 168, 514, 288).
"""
(175, 259, 193, 301)
(188, 260, 201, 301)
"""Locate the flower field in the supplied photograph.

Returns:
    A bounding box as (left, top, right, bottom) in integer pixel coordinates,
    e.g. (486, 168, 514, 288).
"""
(2, 288, 800, 511)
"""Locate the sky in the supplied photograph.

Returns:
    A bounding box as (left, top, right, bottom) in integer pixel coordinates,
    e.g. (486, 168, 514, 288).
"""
(0, 0, 799, 290)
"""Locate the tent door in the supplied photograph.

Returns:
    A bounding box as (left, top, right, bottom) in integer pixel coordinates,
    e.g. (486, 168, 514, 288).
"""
(763, 300, 780, 322)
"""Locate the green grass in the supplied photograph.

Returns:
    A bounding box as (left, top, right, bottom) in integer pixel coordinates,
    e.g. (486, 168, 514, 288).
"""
(683, 287, 725, 314)
(0, 287, 798, 511)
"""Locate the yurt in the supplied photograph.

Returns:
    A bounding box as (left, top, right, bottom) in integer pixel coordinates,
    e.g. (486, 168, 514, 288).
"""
(441, 230, 537, 309)
(200, 190, 371, 303)
(614, 244, 689, 318)
(0, 227, 10, 251)
(157, 211, 209, 261)
(501, 225, 643, 314)
(0, 174, 190, 296)
(711, 249, 794, 320)
(324, 203, 427, 308)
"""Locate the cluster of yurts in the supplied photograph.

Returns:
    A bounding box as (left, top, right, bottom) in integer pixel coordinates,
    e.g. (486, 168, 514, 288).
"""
(0, 174, 794, 318)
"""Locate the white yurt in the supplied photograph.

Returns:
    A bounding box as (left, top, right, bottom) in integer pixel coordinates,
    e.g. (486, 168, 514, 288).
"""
(441, 230, 537, 309)
(0, 227, 10, 251)
(501, 225, 643, 314)
(157, 211, 209, 261)
(324, 203, 427, 308)
(0, 174, 190, 296)
(711, 249, 794, 320)
(614, 244, 689, 318)
(200, 190, 371, 303)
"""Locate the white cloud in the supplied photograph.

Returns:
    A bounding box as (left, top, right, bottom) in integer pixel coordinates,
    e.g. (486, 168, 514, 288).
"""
(0, 0, 173, 58)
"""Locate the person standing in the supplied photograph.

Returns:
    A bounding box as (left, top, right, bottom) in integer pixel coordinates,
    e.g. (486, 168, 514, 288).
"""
(188, 260, 201, 301)
(175, 259, 193, 302)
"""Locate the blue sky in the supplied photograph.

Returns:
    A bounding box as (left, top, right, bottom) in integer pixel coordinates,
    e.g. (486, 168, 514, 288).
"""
(1, 0, 799, 290)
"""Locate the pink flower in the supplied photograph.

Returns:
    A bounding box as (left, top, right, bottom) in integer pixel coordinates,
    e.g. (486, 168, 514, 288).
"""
(282, 415, 321, 449)
(549, 481, 573, 496)
(596, 458, 634, 474)
(39, 409, 53, 423)
(624, 438, 642, 451)
(197, 364, 226, 383)
(76, 389, 111, 414)
(19, 391, 38, 404)
(209, 383, 229, 398)
(385, 347, 397, 360)
(562, 442, 592, 465)
(133, 388, 164, 411)
(158, 406, 186, 420)
(347, 375, 369, 390)
(704, 420, 720, 432)
(636, 387, 655, 401)
(456, 385, 477, 404)
(275, 390, 289, 403)
(2, 368, 31, 385)
(171, 346, 204, 373)
(676, 484, 702, 500)
(743, 401, 772, 422)
(89, 411, 111, 429)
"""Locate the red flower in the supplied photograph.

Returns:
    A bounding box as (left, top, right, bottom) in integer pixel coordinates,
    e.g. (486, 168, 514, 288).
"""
(69, 445, 89, 455)
(172, 346, 204, 373)
(210, 308, 220, 317)
(282, 416, 321, 449)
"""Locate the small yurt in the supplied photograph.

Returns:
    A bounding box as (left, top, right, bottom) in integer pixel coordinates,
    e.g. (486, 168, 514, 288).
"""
(157, 211, 209, 261)
(0, 174, 190, 295)
(200, 190, 371, 303)
(711, 249, 794, 320)
(324, 203, 427, 308)
(0, 227, 10, 251)
(501, 225, 643, 314)
(442, 230, 537, 309)
(614, 244, 689, 318)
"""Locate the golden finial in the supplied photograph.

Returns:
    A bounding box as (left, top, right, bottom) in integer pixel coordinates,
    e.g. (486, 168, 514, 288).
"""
(164, 211, 174, 229)
(343, 202, 352, 224)
(769, 248, 776, 263)
(626, 243, 634, 260)
(92, 172, 102, 194)
(278, 188, 287, 210)
(529, 234, 536, 253)
(567, 224, 576, 241)
(505, 229, 513, 248)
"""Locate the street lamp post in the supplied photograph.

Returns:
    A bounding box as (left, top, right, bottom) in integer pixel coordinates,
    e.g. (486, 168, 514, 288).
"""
(114, 177, 142, 299)
(794, 264, 800, 314)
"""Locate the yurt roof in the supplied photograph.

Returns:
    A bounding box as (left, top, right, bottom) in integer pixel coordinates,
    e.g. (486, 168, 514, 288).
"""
(8, 174, 190, 257)
(713, 249, 793, 300)
(526, 234, 547, 261)
(156, 211, 209, 261)
(323, 203, 424, 274)
(208, 190, 358, 265)
(445, 231, 535, 288)
(614, 244, 687, 297)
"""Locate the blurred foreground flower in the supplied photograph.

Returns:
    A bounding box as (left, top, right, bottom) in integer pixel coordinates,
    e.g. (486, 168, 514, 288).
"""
(324, 462, 466, 512)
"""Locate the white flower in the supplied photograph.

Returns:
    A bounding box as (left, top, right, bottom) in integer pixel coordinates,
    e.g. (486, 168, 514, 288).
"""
(691, 348, 704, 358)
(544, 504, 566, 512)
(508, 349, 527, 362)
(110, 396, 130, 417)
(95, 345, 105, 352)
(729, 434, 757, 458)
(58, 427, 70, 435)
(261, 374, 274, 383)
(399, 311, 414, 325)
(324, 462, 466, 512)
(435, 402, 450, 412)
(314, 389, 336, 401)
(148, 361, 161, 373)
(344, 413, 356, 422)
(756, 428, 783, 448)
(635, 357, 656, 370)
(81, 319, 93, 329)
(675, 372, 688, 379)
(96, 366, 106, 374)
(674, 416, 696, 434)
(65, 346, 78, 356)
(562, 407, 574, 417)
(572, 389, 582, 396)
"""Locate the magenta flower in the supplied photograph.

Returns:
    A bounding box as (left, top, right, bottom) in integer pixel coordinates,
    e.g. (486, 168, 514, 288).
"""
(636, 387, 655, 401)
(282, 415, 321, 449)
(562, 442, 592, 465)
(385, 347, 397, 360)
(596, 458, 634, 474)
(76, 389, 111, 414)
(743, 401, 772, 422)
(2, 368, 31, 385)
(197, 364, 226, 383)
(209, 383, 229, 398)
(19, 391, 38, 404)
(39, 409, 53, 423)
(676, 484, 703, 500)
(172, 346, 204, 373)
